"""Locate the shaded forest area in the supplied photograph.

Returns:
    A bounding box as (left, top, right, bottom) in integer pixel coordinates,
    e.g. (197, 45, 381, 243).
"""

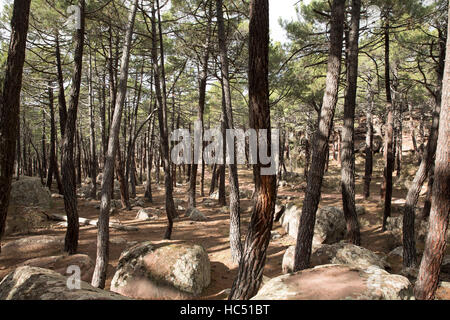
(0, 0, 449, 301)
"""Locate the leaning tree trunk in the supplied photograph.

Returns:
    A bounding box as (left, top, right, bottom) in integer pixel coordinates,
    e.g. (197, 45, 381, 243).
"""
(340, 0, 361, 246)
(403, 96, 441, 268)
(217, 0, 243, 264)
(402, 12, 446, 268)
(229, 0, 276, 300)
(414, 15, 450, 299)
(61, 0, 85, 254)
(91, 0, 138, 289)
(0, 0, 31, 253)
(293, 0, 346, 271)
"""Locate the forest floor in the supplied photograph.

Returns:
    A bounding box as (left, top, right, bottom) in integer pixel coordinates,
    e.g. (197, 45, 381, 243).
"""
(1, 152, 449, 300)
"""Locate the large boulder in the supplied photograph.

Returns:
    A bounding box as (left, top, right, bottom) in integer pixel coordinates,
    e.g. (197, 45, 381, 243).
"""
(16, 254, 94, 282)
(279, 205, 347, 245)
(310, 242, 389, 270)
(282, 242, 389, 274)
(77, 183, 97, 199)
(385, 216, 429, 243)
(135, 209, 157, 221)
(4, 207, 49, 236)
(0, 266, 127, 300)
(313, 207, 347, 245)
(9, 177, 52, 208)
(111, 241, 211, 299)
(186, 208, 208, 222)
(252, 264, 413, 300)
(279, 204, 301, 239)
(0, 235, 64, 261)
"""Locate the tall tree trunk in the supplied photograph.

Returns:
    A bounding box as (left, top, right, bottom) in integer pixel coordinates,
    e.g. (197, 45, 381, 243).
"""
(340, 0, 361, 245)
(0, 0, 31, 253)
(41, 110, 47, 177)
(229, 0, 276, 300)
(61, 0, 85, 254)
(188, 2, 212, 210)
(88, 47, 97, 199)
(91, 0, 138, 289)
(422, 167, 434, 220)
(403, 100, 440, 268)
(55, 31, 68, 138)
(381, 14, 394, 231)
(363, 89, 374, 199)
(145, 117, 155, 202)
(152, 0, 177, 239)
(46, 83, 63, 194)
(217, 0, 243, 264)
(414, 14, 450, 299)
(293, 0, 345, 271)
(403, 20, 446, 268)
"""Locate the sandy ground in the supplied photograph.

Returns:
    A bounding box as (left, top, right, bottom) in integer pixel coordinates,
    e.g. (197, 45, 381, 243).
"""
(1, 153, 449, 300)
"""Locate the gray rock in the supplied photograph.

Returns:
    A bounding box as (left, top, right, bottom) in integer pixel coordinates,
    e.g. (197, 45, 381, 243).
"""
(279, 204, 301, 239)
(135, 209, 153, 221)
(186, 208, 208, 221)
(385, 216, 429, 243)
(5, 206, 49, 236)
(313, 207, 347, 245)
(252, 264, 414, 300)
(279, 205, 347, 246)
(282, 242, 389, 274)
(1, 235, 64, 261)
(111, 242, 211, 299)
(10, 177, 53, 208)
(310, 242, 389, 270)
(17, 254, 94, 282)
(0, 266, 127, 300)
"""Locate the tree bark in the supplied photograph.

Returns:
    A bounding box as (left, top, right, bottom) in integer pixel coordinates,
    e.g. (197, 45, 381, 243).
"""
(188, 2, 212, 210)
(340, 0, 361, 245)
(363, 89, 374, 199)
(88, 47, 97, 199)
(217, 0, 243, 264)
(46, 83, 63, 194)
(229, 0, 276, 300)
(152, 0, 178, 239)
(293, 0, 346, 271)
(91, 0, 138, 289)
(60, 0, 85, 254)
(414, 14, 450, 299)
(381, 14, 394, 231)
(0, 0, 31, 252)
(403, 92, 442, 268)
